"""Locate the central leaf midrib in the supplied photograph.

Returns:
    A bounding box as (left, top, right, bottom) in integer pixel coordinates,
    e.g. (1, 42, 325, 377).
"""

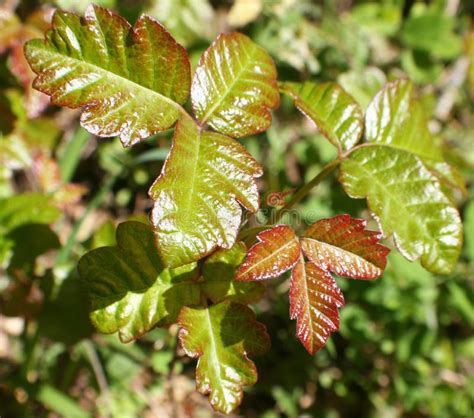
(199, 45, 258, 125)
(204, 307, 223, 386)
(302, 238, 380, 272)
(241, 238, 299, 277)
(345, 151, 438, 253)
(45, 48, 182, 110)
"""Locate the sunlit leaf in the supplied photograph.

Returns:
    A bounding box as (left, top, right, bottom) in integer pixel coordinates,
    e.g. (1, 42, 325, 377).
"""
(178, 301, 270, 414)
(78, 221, 200, 342)
(290, 256, 344, 354)
(236, 225, 301, 282)
(0, 193, 61, 234)
(236, 216, 389, 354)
(340, 80, 463, 274)
(149, 116, 262, 268)
(280, 81, 363, 151)
(25, 5, 191, 146)
(301, 214, 390, 280)
(191, 32, 280, 137)
(201, 242, 264, 304)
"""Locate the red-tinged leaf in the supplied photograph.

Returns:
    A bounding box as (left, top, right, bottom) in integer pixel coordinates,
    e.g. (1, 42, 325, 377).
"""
(236, 225, 301, 282)
(178, 301, 270, 414)
(24, 5, 191, 146)
(149, 116, 262, 268)
(10, 43, 50, 118)
(32, 153, 87, 208)
(301, 214, 390, 280)
(191, 32, 280, 138)
(290, 256, 344, 354)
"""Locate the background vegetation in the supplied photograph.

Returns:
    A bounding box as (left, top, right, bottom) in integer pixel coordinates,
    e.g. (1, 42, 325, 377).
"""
(1, 0, 473, 417)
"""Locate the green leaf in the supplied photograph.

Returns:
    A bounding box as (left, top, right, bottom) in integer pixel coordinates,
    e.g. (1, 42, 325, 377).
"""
(78, 221, 200, 342)
(201, 242, 264, 304)
(340, 80, 463, 274)
(191, 32, 280, 138)
(280, 81, 363, 151)
(25, 5, 191, 147)
(364, 79, 442, 161)
(340, 147, 462, 274)
(0, 193, 61, 234)
(146, 0, 216, 46)
(401, 10, 462, 59)
(149, 116, 262, 268)
(178, 301, 270, 414)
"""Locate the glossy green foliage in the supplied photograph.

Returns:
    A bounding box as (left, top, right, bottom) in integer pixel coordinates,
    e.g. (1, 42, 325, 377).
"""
(25, 4, 191, 146)
(78, 222, 200, 342)
(192, 32, 280, 137)
(149, 116, 263, 267)
(178, 301, 270, 414)
(280, 81, 363, 151)
(340, 80, 463, 274)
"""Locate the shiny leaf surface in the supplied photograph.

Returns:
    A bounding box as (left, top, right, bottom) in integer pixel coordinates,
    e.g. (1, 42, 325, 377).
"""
(236, 225, 301, 282)
(201, 243, 265, 304)
(365, 79, 442, 161)
(340, 147, 462, 274)
(149, 116, 262, 268)
(290, 256, 344, 354)
(78, 222, 200, 342)
(301, 214, 390, 280)
(178, 301, 270, 414)
(280, 81, 363, 151)
(340, 80, 462, 274)
(25, 5, 191, 146)
(191, 32, 280, 137)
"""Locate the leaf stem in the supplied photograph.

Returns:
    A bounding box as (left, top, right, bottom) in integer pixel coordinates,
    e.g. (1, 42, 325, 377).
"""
(274, 158, 341, 223)
(82, 340, 113, 418)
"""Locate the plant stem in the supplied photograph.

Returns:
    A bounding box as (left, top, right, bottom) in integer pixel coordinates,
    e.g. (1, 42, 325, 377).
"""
(55, 175, 116, 265)
(274, 158, 340, 223)
(82, 340, 113, 418)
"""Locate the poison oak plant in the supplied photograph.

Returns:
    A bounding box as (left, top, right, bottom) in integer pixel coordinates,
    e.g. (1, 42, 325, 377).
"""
(23, 5, 465, 414)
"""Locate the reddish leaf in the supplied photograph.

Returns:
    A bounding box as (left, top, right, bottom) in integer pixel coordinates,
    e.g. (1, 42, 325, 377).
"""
(25, 5, 191, 146)
(301, 214, 390, 280)
(290, 256, 344, 354)
(235, 225, 301, 282)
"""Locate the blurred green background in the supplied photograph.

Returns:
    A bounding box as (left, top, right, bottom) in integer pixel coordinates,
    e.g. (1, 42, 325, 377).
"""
(0, 0, 473, 417)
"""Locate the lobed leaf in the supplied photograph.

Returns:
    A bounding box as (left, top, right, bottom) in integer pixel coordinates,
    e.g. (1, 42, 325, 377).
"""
(301, 214, 390, 280)
(340, 147, 462, 274)
(25, 5, 191, 147)
(178, 301, 270, 414)
(201, 243, 265, 304)
(340, 79, 463, 274)
(280, 81, 363, 151)
(236, 225, 301, 282)
(78, 221, 200, 342)
(235, 218, 389, 354)
(191, 32, 280, 137)
(149, 116, 262, 268)
(290, 256, 344, 354)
